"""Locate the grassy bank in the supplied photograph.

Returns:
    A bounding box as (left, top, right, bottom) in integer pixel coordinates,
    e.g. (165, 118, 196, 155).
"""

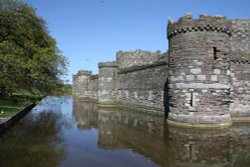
(0, 94, 43, 118)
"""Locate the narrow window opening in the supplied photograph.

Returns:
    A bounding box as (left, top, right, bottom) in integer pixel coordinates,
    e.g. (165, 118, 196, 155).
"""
(213, 47, 217, 60)
(190, 92, 193, 107)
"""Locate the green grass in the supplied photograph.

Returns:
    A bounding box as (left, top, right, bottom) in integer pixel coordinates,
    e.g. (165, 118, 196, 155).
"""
(0, 107, 21, 118)
(0, 106, 21, 119)
(0, 94, 43, 118)
(0, 98, 26, 118)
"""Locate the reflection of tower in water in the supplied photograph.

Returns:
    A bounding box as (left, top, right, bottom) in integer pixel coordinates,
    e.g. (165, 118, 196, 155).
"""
(167, 124, 250, 167)
(230, 123, 250, 167)
(72, 100, 98, 129)
(167, 126, 231, 167)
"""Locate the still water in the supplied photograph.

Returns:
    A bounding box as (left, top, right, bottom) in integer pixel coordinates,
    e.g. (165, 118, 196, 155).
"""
(0, 97, 250, 167)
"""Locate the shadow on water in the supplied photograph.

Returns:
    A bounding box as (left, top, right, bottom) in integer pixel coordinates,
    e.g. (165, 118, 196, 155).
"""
(0, 97, 71, 167)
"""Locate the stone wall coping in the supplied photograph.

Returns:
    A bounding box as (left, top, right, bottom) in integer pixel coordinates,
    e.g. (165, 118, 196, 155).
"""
(116, 49, 161, 57)
(98, 61, 118, 68)
(118, 60, 167, 74)
(90, 74, 99, 80)
(76, 70, 92, 76)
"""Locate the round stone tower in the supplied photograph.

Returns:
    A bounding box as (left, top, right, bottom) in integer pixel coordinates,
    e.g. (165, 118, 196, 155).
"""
(167, 14, 232, 127)
(98, 61, 118, 107)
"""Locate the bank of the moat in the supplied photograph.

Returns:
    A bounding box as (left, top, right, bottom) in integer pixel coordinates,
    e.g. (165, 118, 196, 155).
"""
(0, 97, 250, 167)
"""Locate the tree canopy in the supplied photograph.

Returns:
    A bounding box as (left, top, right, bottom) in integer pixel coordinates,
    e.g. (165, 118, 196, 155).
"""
(0, 0, 68, 96)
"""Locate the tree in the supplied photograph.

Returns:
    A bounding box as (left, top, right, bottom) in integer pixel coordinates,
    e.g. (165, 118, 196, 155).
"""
(0, 0, 68, 97)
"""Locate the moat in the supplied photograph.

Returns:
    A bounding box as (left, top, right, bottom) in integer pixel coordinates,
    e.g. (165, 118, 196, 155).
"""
(1, 97, 250, 167)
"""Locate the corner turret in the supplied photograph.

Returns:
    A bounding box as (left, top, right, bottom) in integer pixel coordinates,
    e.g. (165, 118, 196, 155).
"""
(167, 14, 232, 127)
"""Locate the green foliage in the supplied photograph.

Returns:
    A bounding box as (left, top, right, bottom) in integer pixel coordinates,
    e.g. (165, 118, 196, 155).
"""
(60, 84, 72, 95)
(0, 0, 68, 97)
(0, 93, 42, 118)
(48, 83, 72, 96)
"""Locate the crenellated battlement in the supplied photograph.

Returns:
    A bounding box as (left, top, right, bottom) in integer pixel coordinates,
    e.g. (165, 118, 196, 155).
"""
(98, 61, 117, 68)
(73, 70, 92, 88)
(167, 14, 232, 39)
(75, 70, 92, 76)
(90, 74, 99, 80)
(116, 49, 161, 57)
(117, 60, 167, 74)
(116, 49, 162, 69)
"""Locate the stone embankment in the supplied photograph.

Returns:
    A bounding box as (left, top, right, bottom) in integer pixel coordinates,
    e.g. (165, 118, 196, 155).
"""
(0, 104, 36, 133)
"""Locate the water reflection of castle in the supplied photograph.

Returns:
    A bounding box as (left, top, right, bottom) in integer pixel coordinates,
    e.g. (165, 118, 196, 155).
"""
(73, 100, 250, 167)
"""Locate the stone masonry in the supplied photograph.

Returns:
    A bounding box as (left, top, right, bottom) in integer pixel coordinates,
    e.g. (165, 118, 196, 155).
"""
(167, 14, 232, 127)
(73, 14, 250, 127)
(74, 49, 168, 112)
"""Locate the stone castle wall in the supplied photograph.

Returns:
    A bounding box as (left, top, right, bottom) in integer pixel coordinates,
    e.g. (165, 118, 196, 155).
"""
(73, 14, 250, 127)
(231, 20, 250, 54)
(230, 20, 250, 120)
(116, 50, 167, 112)
(73, 50, 168, 112)
(117, 59, 167, 112)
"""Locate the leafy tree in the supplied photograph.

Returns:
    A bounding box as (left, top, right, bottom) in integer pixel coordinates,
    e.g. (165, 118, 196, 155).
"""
(0, 0, 68, 97)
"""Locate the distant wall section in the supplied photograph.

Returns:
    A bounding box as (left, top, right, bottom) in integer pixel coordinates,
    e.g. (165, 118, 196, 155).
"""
(117, 50, 167, 112)
(73, 71, 99, 101)
(73, 70, 92, 98)
(116, 49, 162, 69)
(117, 62, 167, 112)
(73, 50, 168, 113)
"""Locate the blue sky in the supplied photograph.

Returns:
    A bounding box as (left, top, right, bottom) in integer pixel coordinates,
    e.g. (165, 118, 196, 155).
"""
(22, 0, 250, 83)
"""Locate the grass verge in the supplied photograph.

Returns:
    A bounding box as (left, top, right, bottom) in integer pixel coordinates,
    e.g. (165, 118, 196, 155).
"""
(0, 94, 43, 118)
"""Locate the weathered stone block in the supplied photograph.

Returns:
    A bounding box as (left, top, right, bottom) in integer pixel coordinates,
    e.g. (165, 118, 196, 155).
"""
(213, 69, 221, 75)
(186, 75, 195, 81)
(190, 68, 202, 75)
(197, 75, 206, 81)
(211, 75, 218, 81)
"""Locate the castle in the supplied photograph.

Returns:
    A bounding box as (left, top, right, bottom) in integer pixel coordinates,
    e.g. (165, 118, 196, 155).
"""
(73, 14, 250, 128)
